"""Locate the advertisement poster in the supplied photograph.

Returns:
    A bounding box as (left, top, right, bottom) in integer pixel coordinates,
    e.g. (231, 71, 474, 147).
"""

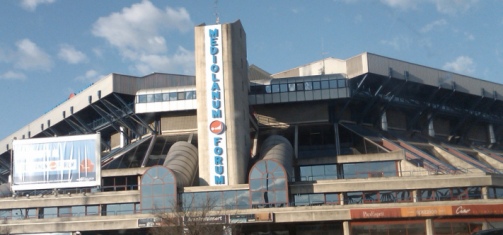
(12, 133, 101, 191)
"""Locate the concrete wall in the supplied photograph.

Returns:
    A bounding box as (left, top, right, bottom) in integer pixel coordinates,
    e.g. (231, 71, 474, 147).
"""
(160, 111, 197, 133)
(254, 102, 329, 126)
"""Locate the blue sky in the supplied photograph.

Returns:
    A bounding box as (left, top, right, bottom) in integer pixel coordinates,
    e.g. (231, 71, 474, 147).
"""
(0, 0, 502, 139)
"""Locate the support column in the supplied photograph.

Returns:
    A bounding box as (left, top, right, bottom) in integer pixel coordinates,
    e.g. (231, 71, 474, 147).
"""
(120, 126, 126, 148)
(334, 123, 341, 156)
(482, 186, 488, 199)
(340, 192, 345, 205)
(428, 114, 435, 137)
(426, 218, 433, 235)
(489, 124, 496, 145)
(412, 190, 418, 202)
(343, 221, 350, 235)
(294, 125, 298, 159)
(381, 111, 388, 131)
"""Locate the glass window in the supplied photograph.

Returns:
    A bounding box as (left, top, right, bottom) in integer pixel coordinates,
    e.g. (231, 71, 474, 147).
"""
(342, 161, 397, 179)
(296, 82, 304, 91)
(273, 178, 286, 190)
(250, 179, 261, 191)
(186, 91, 196, 99)
(280, 84, 288, 92)
(249, 159, 289, 208)
(271, 84, 280, 93)
(25, 208, 37, 219)
(224, 191, 236, 209)
(87, 205, 99, 216)
(329, 80, 337, 88)
(312, 165, 325, 179)
(162, 93, 170, 101)
(321, 80, 329, 89)
(288, 83, 296, 92)
(346, 192, 363, 204)
(154, 93, 162, 102)
(337, 79, 346, 88)
(43, 207, 57, 219)
(250, 168, 261, 179)
(146, 94, 154, 103)
(300, 166, 312, 181)
(12, 209, 25, 220)
(59, 207, 72, 217)
(251, 191, 264, 205)
(141, 166, 177, 213)
(265, 85, 272, 93)
(326, 194, 339, 204)
(169, 92, 177, 101)
(0, 210, 10, 219)
(72, 206, 85, 217)
(312, 81, 321, 90)
(118, 203, 134, 215)
(310, 194, 324, 205)
(324, 165, 338, 178)
(249, 85, 263, 95)
(304, 81, 313, 90)
(236, 190, 250, 209)
(364, 192, 378, 203)
(209, 191, 223, 210)
(177, 92, 186, 100)
(295, 194, 309, 206)
(275, 190, 288, 203)
(138, 95, 147, 103)
(106, 204, 120, 216)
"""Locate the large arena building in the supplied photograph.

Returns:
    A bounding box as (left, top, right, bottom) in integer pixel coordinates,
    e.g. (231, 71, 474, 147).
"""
(1, 20, 503, 235)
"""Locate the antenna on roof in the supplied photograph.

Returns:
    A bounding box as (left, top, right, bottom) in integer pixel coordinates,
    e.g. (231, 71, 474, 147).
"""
(320, 37, 328, 75)
(214, 0, 220, 24)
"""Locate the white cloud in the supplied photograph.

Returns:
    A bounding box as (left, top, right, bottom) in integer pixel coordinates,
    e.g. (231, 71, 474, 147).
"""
(380, 0, 419, 10)
(291, 8, 302, 14)
(134, 46, 194, 75)
(354, 14, 363, 24)
(380, 35, 412, 51)
(381, 0, 479, 15)
(464, 32, 475, 41)
(92, 48, 103, 58)
(58, 44, 88, 64)
(14, 39, 53, 71)
(431, 0, 478, 16)
(20, 0, 56, 11)
(0, 71, 26, 80)
(75, 69, 103, 83)
(420, 19, 447, 33)
(92, 0, 193, 75)
(442, 56, 475, 75)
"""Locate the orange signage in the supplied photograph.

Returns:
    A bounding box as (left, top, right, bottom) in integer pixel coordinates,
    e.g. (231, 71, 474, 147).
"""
(401, 205, 452, 217)
(451, 204, 503, 216)
(350, 204, 503, 219)
(350, 208, 401, 219)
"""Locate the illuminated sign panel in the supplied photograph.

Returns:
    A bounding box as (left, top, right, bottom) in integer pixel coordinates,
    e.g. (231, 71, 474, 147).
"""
(12, 133, 101, 191)
(205, 24, 228, 185)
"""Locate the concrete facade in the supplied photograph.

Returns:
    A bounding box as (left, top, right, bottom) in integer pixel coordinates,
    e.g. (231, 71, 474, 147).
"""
(195, 21, 250, 186)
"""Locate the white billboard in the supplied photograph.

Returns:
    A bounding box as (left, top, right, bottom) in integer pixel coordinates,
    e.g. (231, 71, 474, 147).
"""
(12, 133, 101, 191)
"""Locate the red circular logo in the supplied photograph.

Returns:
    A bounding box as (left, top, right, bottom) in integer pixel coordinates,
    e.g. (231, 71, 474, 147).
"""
(209, 120, 225, 134)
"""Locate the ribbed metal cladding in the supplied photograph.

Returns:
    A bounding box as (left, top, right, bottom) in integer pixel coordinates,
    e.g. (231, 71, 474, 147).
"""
(163, 141, 198, 187)
(259, 135, 294, 178)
